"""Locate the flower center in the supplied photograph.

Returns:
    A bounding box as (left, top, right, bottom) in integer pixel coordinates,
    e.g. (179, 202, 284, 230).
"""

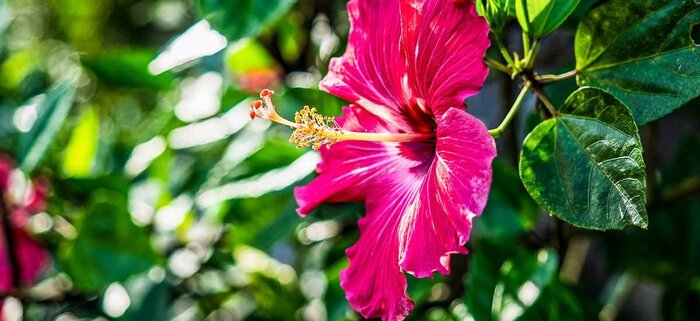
(249, 89, 435, 150)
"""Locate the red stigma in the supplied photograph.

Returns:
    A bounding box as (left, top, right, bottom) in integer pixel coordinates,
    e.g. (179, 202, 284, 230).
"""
(251, 100, 263, 109)
(249, 110, 256, 119)
(260, 89, 271, 98)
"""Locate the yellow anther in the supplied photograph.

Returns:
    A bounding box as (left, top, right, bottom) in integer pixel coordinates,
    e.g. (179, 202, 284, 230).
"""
(289, 106, 342, 150)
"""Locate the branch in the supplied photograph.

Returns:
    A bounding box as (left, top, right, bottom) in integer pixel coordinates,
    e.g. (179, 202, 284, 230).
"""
(523, 71, 557, 117)
(661, 176, 700, 203)
(536, 70, 577, 84)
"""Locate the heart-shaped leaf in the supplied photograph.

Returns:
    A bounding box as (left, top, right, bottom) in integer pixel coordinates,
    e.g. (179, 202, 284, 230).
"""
(576, 0, 700, 125)
(520, 88, 647, 230)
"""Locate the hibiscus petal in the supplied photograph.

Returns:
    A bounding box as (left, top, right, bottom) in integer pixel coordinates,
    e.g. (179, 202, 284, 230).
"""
(294, 106, 414, 215)
(399, 0, 490, 117)
(341, 183, 418, 321)
(0, 227, 50, 291)
(320, 0, 432, 132)
(333, 140, 435, 321)
(398, 108, 496, 277)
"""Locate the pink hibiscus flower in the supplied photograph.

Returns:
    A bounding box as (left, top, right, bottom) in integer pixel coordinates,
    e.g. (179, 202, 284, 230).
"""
(0, 155, 50, 293)
(250, 0, 494, 319)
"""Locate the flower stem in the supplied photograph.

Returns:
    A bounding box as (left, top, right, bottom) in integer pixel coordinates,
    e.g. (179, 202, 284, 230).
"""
(489, 86, 530, 138)
(536, 70, 578, 84)
(493, 35, 518, 72)
(0, 189, 21, 291)
(484, 56, 512, 75)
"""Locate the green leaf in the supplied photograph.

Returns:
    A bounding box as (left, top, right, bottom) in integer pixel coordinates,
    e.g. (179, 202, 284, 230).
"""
(465, 244, 596, 321)
(280, 87, 347, 119)
(17, 83, 75, 173)
(0, 0, 11, 35)
(121, 275, 170, 321)
(473, 160, 540, 243)
(83, 50, 175, 90)
(277, 14, 307, 63)
(475, 0, 515, 31)
(465, 242, 517, 321)
(491, 249, 558, 320)
(226, 39, 276, 73)
(520, 87, 647, 230)
(516, 0, 580, 36)
(62, 106, 100, 177)
(60, 189, 160, 292)
(196, 0, 297, 41)
(518, 281, 595, 320)
(575, 0, 700, 125)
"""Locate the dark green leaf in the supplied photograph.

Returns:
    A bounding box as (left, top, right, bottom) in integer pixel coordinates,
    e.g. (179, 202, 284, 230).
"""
(518, 281, 596, 320)
(575, 0, 700, 124)
(197, 0, 297, 41)
(516, 0, 580, 36)
(17, 83, 75, 173)
(520, 87, 647, 230)
(60, 190, 160, 292)
(465, 245, 595, 321)
(121, 275, 170, 321)
(224, 191, 297, 245)
(465, 242, 517, 321)
(473, 160, 540, 243)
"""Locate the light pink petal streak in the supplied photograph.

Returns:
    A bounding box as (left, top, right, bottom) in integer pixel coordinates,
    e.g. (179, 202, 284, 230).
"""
(320, 0, 433, 132)
(295, 106, 415, 215)
(398, 108, 496, 277)
(399, 0, 490, 117)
